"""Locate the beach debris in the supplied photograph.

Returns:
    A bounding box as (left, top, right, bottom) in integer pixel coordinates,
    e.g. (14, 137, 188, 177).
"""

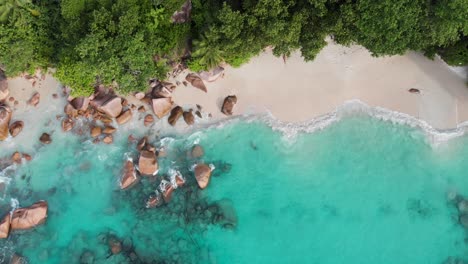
(90, 126, 102, 138)
(221, 95, 237, 116)
(27, 92, 40, 107)
(103, 125, 116, 134)
(120, 160, 139, 190)
(194, 163, 212, 189)
(61, 118, 74, 132)
(39, 133, 52, 144)
(103, 135, 113, 144)
(0, 69, 8, 102)
(408, 88, 421, 94)
(70, 97, 89, 111)
(185, 73, 207, 93)
(0, 213, 10, 239)
(116, 109, 132, 125)
(108, 235, 122, 255)
(152, 98, 173, 119)
(191, 145, 204, 158)
(171, 0, 192, 23)
(138, 150, 158, 176)
(200, 66, 224, 82)
(10, 200, 48, 230)
(183, 109, 195, 125)
(8, 120, 23, 137)
(0, 105, 12, 140)
(144, 114, 154, 127)
(168, 106, 184, 126)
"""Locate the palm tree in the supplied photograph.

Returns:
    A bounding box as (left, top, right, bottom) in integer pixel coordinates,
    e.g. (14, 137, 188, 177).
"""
(0, 0, 40, 23)
(191, 33, 225, 70)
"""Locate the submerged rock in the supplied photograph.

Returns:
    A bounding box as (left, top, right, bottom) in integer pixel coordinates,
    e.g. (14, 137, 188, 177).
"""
(28, 92, 40, 107)
(191, 145, 204, 158)
(168, 106, 183, 126)
(0, 105, 12, 140)
(152, 98, 173, 119)
(194, 164, 212, 189)
(9, 120, 23, 137)
(185, 73, 207, 93)
(116, 109, 132, 125)
(0, 213, 10, 239)
(39, 133, 52, 144)
(11, 200, 48, 230)
(183, 110, 195, 125)
(138, 150, 158, 176)
(121, 160, 139, 190)
(221, 95, 237, 116)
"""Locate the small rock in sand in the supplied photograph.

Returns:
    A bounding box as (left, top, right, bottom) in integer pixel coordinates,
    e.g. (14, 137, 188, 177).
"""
(144, 114, 154, 127)
(39, 133, 52, 144)
(9, 120, 23, 137)
(28, 92, 40, 107)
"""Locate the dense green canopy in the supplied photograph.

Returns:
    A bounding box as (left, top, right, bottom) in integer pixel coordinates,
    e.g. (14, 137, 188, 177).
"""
(0, 0, 467, 96)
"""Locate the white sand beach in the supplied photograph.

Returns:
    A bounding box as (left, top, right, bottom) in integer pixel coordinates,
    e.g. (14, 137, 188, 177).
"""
(172, 42, 468, 130)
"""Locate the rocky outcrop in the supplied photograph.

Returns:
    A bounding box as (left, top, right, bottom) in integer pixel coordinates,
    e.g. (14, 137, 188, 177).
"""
(121, 160, 139, 190)
(70, 97, 90, 111)
(200, 66, 224, 82)
(144, 114, 154, 127)
(0, 214, 10, 239)
(0, 70, 8, 102)
(138, 150, 158, 175)
(194, 163, 212, 189)
(91, 126, 102, 138)
(171, 0, 192, 23)
(61, 118, 74, 132)
(39, 133, 52, 144)
(183, 110, 195, 125)
(0, 105, 12, 140)
(152, 98, 173, 119)
(221, 95, 237, 116)
(9, 121, 23, 137)
(116, 109, 132, 125)
(168, 106, 183, 126)
(10, 201, 48, 230)
(28, 92, 40, 107)
(191, 145, 204, 158)
(185, 73, 207, 93)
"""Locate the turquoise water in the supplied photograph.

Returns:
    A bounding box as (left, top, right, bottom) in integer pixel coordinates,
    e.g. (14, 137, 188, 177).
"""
(1, 115, 468, 263)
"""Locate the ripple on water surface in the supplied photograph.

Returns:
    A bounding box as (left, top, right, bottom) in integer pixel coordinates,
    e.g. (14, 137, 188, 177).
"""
(1, 116, 468, 264)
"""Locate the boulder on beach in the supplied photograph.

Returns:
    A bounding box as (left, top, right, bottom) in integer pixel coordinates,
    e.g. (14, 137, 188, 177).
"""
(39, 133, 52, 144)
(70, 97, 90, 111)
(221, 95, 237, 116)
(191, 145, 204, 158)
(194, 163, 212, 189)
(28, 92, 40, 107)
(138, 150, 158, 175)
(152, 98, 173, 119)
(168, 106, 184, 126)
(185, 73, 207, 92)
(120, 160, 139, 190)
(200, 66, 224, 82)
(61, 118, 74, 132)
(116, 109, 132, 125)
(10, 201, 48, 230)
(183, 110, 195, 125)
(90, 126, 102, 138)
(0, 213, 10, 239)
(0, 105, 12, 141)
(144, 114, 154, 127)
(9, 120, 23, 137)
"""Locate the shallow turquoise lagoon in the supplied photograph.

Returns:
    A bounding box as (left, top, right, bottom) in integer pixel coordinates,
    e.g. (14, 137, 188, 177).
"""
(1, 116, 468, 263)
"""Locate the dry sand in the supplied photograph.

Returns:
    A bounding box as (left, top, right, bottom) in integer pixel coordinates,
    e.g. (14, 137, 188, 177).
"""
(172, 42, 468, 130)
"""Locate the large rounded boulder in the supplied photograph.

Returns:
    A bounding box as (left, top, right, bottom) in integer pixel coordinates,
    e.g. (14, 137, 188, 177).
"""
(138, 150, 158, 176)
(10, 201, 48, 230)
